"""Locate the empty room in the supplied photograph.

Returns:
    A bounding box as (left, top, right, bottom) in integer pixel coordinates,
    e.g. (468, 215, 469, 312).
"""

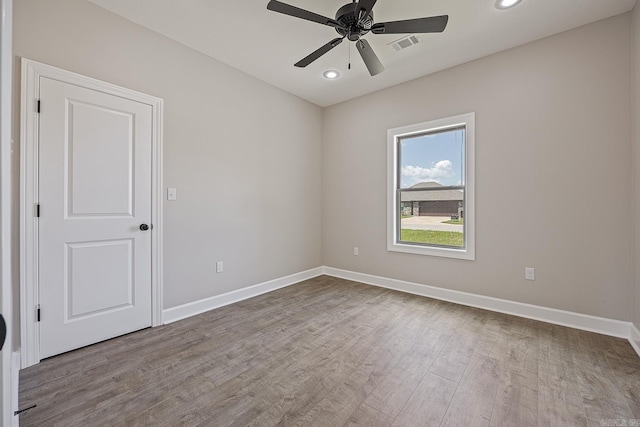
(1, 0, 640, 425)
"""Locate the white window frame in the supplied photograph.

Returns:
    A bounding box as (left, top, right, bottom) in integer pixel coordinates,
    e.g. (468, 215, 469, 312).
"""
(387, 112, 475, 260)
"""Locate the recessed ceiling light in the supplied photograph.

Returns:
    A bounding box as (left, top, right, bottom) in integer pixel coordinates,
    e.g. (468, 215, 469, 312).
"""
(495, 0, 524, 10)
(323, 70, 340, 80)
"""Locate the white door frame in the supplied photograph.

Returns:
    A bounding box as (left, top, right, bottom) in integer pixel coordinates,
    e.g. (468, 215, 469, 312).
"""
(1, 0, 14, 424)
(20, 58, 164, 368)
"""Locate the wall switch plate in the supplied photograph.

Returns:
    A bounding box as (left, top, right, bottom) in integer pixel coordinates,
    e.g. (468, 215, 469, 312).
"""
(525, 267, 535, 281)
(353, 247, 359, 256)
(167, 188, 177, 201)
(216, 261, 223, 273)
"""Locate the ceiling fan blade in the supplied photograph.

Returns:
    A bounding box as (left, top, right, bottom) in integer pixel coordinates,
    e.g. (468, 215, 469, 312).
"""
(355, 0, 378, 22)
(371, 15, 449, 34)
(356, 39, 385, 76)
(267, 0, 343, 29)
(295, 38, 344, 68)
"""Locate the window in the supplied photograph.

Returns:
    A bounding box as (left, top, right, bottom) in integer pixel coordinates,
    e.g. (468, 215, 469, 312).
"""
(387, 113, 475, 260)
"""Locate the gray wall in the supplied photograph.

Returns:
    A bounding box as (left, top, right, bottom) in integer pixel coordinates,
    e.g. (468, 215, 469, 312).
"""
(12, 0, 323, 309)
(634, 4, 640, 331)
(322, 14, 633, 321)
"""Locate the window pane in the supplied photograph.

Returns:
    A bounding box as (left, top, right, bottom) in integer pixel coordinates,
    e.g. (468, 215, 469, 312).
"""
(399, 188, 465, 248)
(398, 128, 465, 189)
(397, 127, 466, 249)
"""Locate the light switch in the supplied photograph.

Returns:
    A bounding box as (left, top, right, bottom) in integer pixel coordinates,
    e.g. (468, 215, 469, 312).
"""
(167, 188, 177, 201)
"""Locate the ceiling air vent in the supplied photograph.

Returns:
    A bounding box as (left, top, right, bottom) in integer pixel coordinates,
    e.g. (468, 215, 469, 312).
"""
(389, 34, 422, 52)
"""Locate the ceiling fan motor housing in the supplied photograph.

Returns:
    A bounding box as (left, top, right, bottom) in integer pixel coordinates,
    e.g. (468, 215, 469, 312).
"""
(335, 3, 373, 41)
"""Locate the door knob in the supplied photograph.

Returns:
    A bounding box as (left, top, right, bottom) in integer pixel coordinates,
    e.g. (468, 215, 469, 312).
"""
(139, 224, 150, 231)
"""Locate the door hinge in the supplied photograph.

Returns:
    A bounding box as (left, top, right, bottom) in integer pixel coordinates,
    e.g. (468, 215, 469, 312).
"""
(36, 204, 40, 217)
(37, 100, 40, 113)
(36, 305, 41, 322)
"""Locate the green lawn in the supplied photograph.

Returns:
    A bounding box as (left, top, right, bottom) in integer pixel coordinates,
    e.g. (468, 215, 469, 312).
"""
(442, 219, 463, 225)
(400, 229, 463, 247)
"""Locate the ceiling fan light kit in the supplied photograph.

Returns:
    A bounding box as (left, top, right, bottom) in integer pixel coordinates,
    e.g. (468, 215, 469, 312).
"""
(266, 0, 449, 76)
(323, 70, 340, 79)
(495, 0, 524, 10)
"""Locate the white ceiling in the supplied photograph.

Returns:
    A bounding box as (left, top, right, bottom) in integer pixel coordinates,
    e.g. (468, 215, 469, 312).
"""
(88, 0, 636, 107)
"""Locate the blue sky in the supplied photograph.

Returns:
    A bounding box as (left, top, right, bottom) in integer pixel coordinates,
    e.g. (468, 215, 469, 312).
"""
(399, 128, 465, 188)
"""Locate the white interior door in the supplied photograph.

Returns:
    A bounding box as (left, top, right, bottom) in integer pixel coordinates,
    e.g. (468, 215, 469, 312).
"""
(38, 76, 153, 359)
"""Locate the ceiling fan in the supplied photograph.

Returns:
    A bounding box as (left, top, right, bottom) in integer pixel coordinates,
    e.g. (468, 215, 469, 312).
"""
(266, 0, 449, 76)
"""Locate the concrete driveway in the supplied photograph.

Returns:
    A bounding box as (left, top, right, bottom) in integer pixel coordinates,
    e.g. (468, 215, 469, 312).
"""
(401, 216, 463, 232)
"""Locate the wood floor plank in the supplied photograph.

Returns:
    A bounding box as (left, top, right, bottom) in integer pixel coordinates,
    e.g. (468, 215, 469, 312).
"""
(577, 369, 635, 425)
(538, 385, 588, 426)
(245, 312, 393, 425)
(538, 336, 582, 397)
(19, 276, 640, 427)
(276, 313, 423, 426)
(391, 372, 458, 427)
(489, 368, 538, 426)
(439, 353, 502, 427)
(364, 328, 450, 418)
(428, 328, 478, 383)
(603, 355, 640, 418)
(345, 402, 395, 427)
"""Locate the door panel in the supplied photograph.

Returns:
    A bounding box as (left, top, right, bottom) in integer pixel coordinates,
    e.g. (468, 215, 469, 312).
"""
(38, 77, 152, 359)
(67, 100, 134, 217)
(66, 239, 133, 319)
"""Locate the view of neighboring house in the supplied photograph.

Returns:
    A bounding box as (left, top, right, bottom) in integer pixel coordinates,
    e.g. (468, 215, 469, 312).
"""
(400, 181, 464, 217)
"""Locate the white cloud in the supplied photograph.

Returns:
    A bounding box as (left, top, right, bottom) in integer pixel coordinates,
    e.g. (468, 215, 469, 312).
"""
(401, 160, 454, 187)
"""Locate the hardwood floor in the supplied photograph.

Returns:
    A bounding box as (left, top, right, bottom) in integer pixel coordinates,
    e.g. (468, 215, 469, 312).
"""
(19, 276, 640, 426)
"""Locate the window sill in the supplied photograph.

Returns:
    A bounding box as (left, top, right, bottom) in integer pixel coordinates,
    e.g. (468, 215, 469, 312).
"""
(387, 242, 475, 260)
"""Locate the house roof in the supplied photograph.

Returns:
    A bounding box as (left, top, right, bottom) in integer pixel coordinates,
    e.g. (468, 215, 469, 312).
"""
(400, 181, 464, 202)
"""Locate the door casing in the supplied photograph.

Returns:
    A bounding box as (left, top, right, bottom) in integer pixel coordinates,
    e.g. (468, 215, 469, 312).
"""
(20, 58, 164, 368)
(1, 0, 13, 424)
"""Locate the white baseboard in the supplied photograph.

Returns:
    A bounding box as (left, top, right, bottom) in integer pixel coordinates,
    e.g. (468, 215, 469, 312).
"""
(323, 267, 632, 339)
(631, 324, 640, 358)
(12, 352, 19, 427)
(162, 267, 324, 324)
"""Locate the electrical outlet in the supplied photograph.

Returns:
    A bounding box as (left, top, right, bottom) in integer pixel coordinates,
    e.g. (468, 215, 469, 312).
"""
(353, 247, 359, 256)
(525, 267, 535, 281)
(216, 261, 224, 273)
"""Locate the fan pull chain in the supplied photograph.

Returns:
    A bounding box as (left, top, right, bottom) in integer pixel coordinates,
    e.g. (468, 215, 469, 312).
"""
(348, 43, 351, 70)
